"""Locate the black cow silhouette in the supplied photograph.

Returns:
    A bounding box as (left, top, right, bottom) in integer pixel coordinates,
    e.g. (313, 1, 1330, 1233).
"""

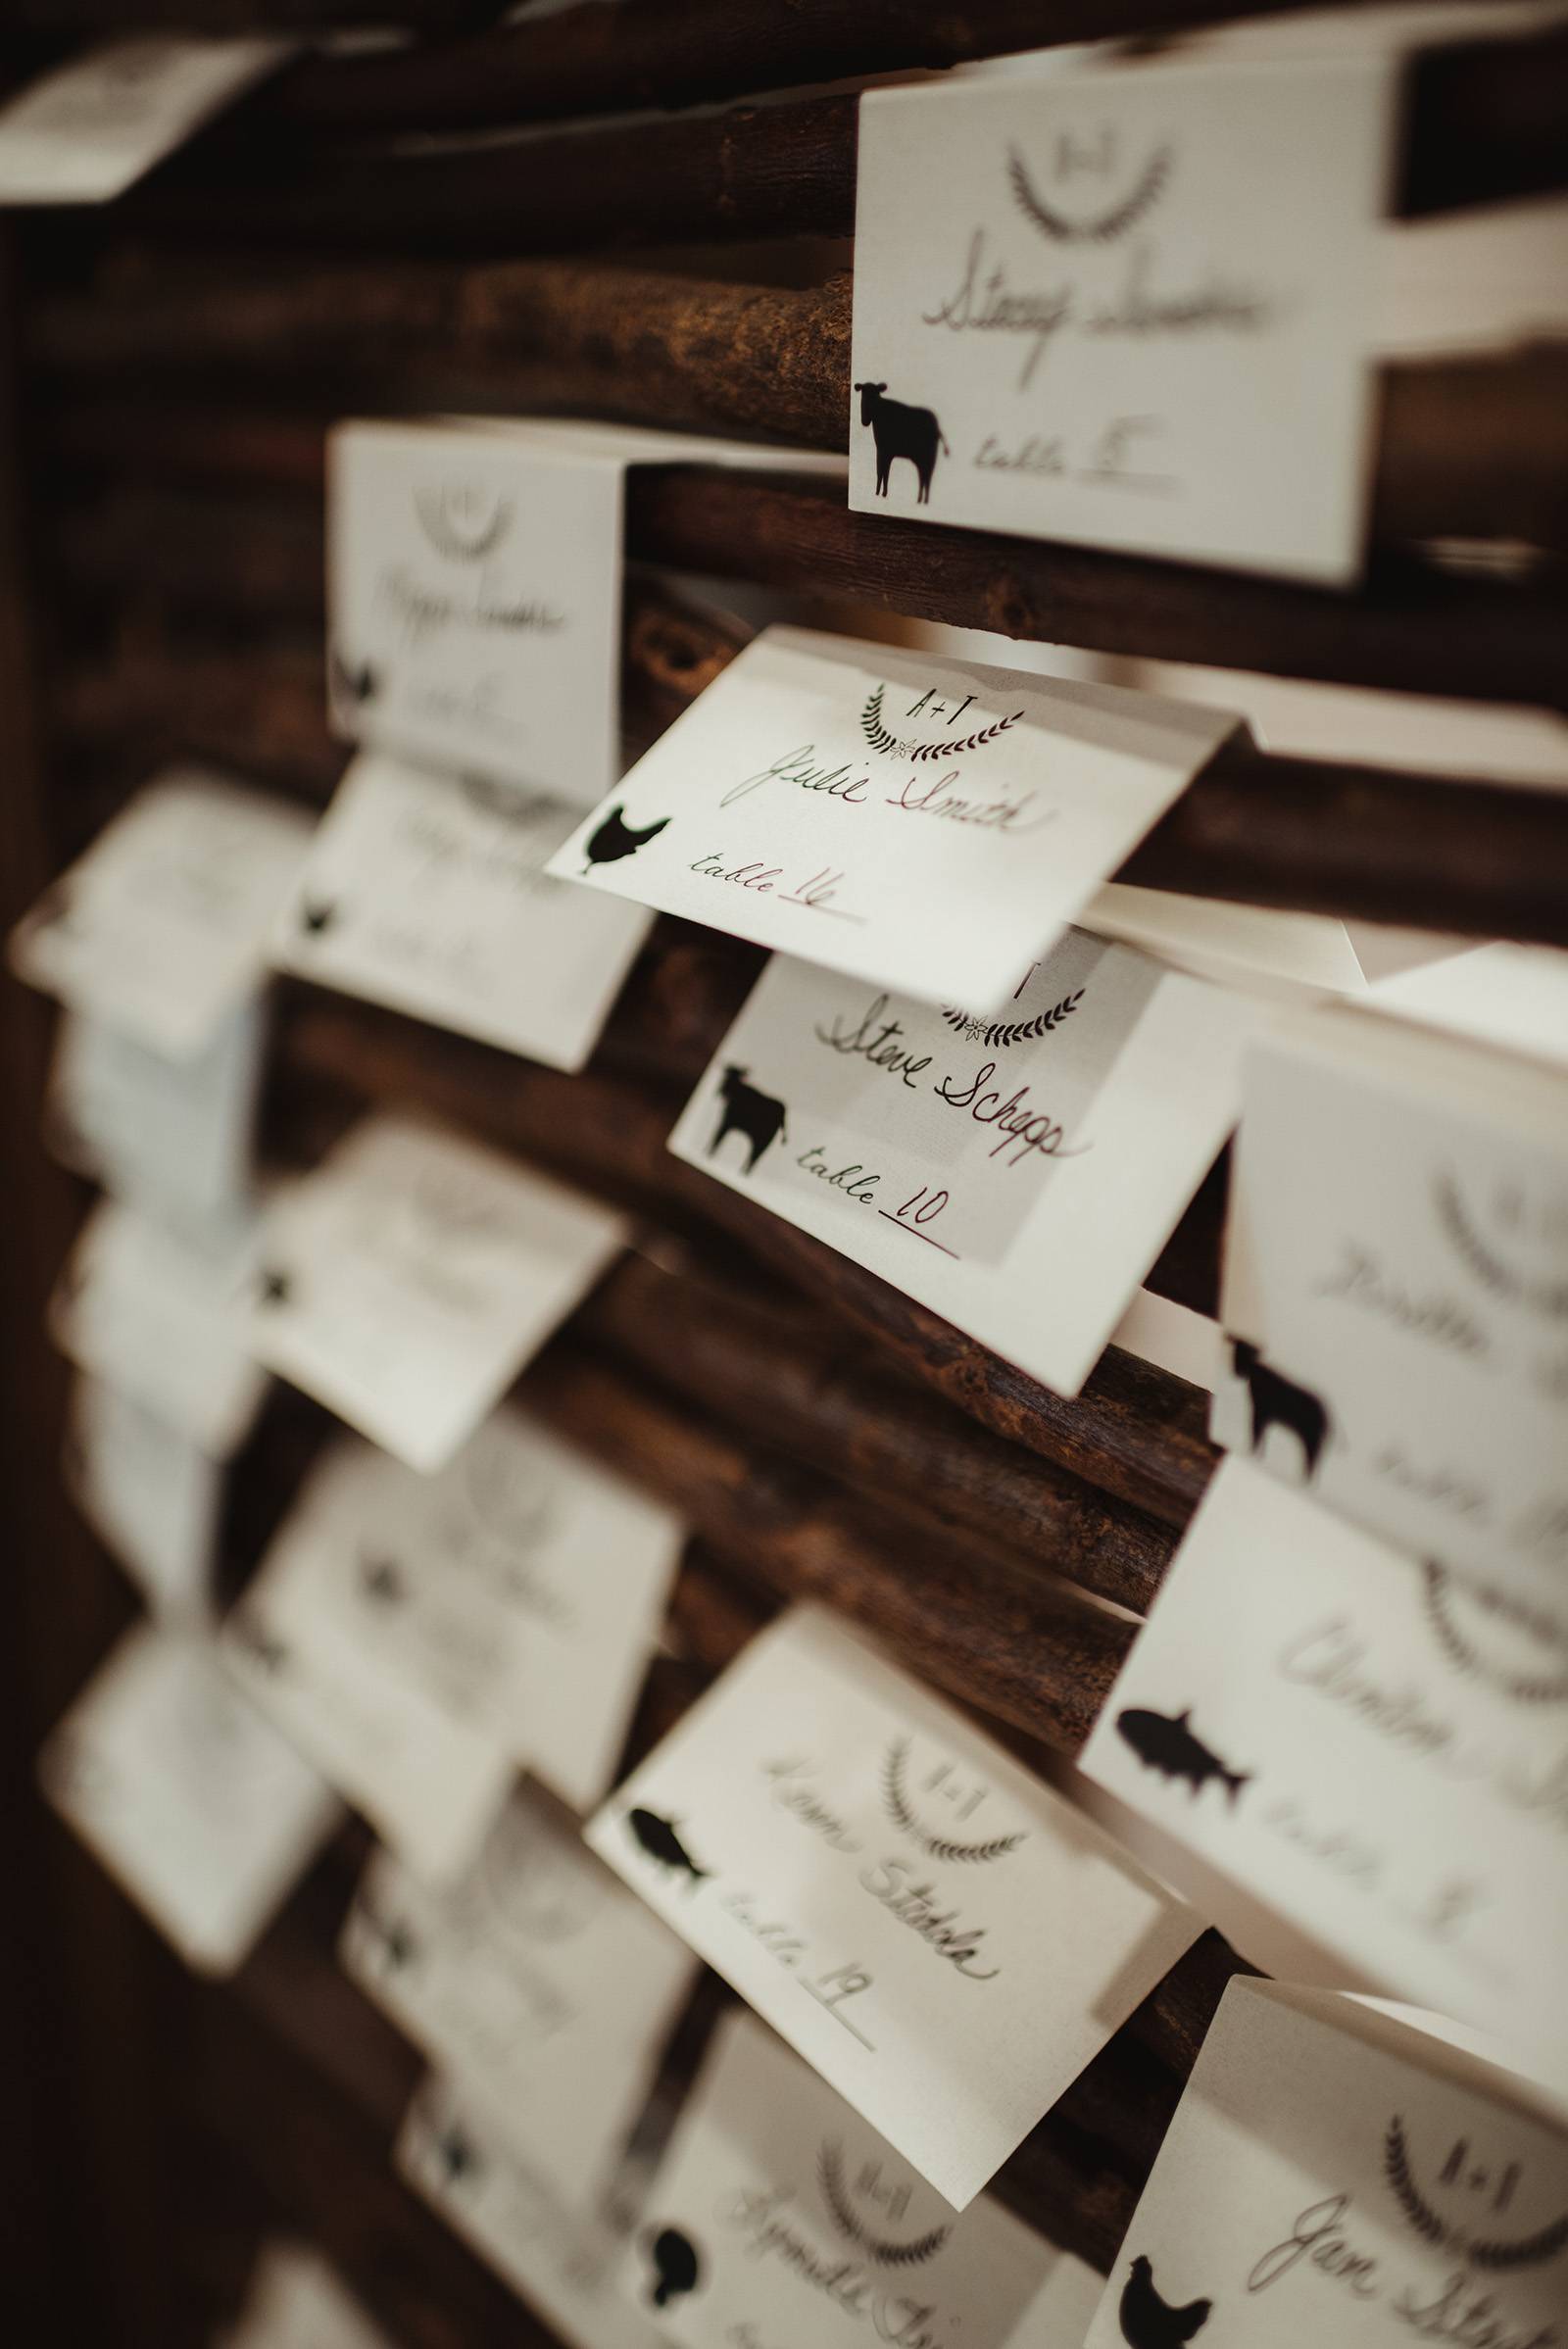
(584, 804, 670, 872)
(854, 380, 950, 505)
(646, 2227, 702, 2310)
(709, 1064, 788, 1173)
(1119, 2255, 1210, 2348)
(1230, 1339, 1332, 1482)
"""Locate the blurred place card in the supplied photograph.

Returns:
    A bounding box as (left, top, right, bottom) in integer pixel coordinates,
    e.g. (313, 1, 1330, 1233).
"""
(1081, 1977, 1568, 2349)
(398, 2073, 665, 2349)
(669, 927, 1257, 1397)
(852, 56, 1394, 582)
(1081, 1456, 1568, 2067)
(1216, 1005, 1568, 1637)
(222, 1454, 518, 1884)
(9, 770, 310, 1058)
(1087, 883, 1369, 1003)
(40, 1626, 341, 1975)
(51, 1197, 268, 1459)
(0, 36, 292, 207)
(1367, 941, 1568, 1074)
(586, 1606, 1200, 2209)
(272, 752, 652, 1071)
(329, 417, 843, 807)
(48, 999, 265, 1235)
(244, 1113, 625, 1473)
(254, 1411, 680, 1813)
(625, 2006, 1103, 2345)
(342, 1782, 697, 2204)
(67, 1374, 222, 1620)
(221, 2241, 397, 2349)
(547, 625, 1240, 1010)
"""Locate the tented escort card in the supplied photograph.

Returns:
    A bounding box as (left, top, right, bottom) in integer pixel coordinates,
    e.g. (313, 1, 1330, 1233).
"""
(0, 36, 293, 206)
(1085, 882, 1369, 1003)
(398, 2073, 665, 2349)
(67, 1375, 222, 1620)
(1080, 1977, 1568, 2349)
(271, 751, 653, 1071)
(851, 55, 1394, 582)
(668, 927, 1259, 1397)
(586, 1605, 1201, 2210)
(1214, 1003, 1568, 1638)
(40, 1626, 342, 1976)
(252, 1412, 681, 1813)
(548, 625, 1242, 1010)
(1367, 940, 1568, 1075)
(243, 1112, 625, 1474)
(1080, 1456, 1568, 2067)
(48, 999, 266, 1236)
(625, 2004, 1105, 2345)
(329, 416, 843, 807)
(342, 1784, 697, 2204)
(222, 1460, 519, 1884)
(220, 2241, 399, 2349)
(9, 769, 310, 1059)
(51, 1198, 268, 1459)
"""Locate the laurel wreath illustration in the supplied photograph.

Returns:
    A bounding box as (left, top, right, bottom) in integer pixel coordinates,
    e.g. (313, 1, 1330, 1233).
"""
(880, 1738, 1026, 1864)
(1433, 1169, 1568, 1322)
(939, 990, 1083, 1051)
(1420, 1563, 1568, 1707)
(1006, 143, 1172, 245)
(859, 683, 1023, 762)
(816, 2141, 950, 2268)
(414, 485, 514, 562)
(1384, 2119, 1568, 2272)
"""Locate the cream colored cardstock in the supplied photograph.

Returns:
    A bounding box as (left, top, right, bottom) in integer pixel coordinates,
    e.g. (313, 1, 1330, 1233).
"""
(547, 625, 1240, 1011)
(220, 2243, 397, 2349)
(586, 1606, 1200, 2209)
(67, 1374, 222, 1620)
(0, 36, 292, 206)
(244, 1113, 626, 1474)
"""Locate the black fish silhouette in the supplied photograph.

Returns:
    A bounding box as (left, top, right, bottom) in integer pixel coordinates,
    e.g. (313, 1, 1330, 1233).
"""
(1115, 1707, 1250, 1803)
(646, 2227, 702, 2310)
(584, 805, 669, 871)
(1119, 2254, 1210, 2348)
(625, 1806, 708, 1885)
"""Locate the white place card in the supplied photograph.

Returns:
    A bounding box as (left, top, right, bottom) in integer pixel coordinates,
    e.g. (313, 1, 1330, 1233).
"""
(626, 2005, 1105, 2345)
(9, 770, 310, 1059)
(67, 1374, 222, 1620)
(1215, 1004, 1568, 1637)
(1086, 882, 1369, 1003)
(222, 1457, 517, 1885)
(249, 1411, 679, 1812)
(342, 1783, 697, 2204)
(51, 1198, 268, 1459)
(272, 752, 652, 1071)
(221, 2242, 397, 2349)
(48, 998, 265, 1234)
(586, 1606, 1200, 2210)
(1368, 941, 1568, 1073)
(1081, 1978, 1568, 2349)
(851, 56, 1394, 583)
(0, 36, 292, 207)
(329, 416, 843, 807)
(398, 2073, 666, 2349)
(669, 927, 1258, 1397)
(1081, 1456, 1568, 2067)
(244, 1113, 625, 1474)
(548, 626, 1241, 1010)
(40, 1625, 341, 1975)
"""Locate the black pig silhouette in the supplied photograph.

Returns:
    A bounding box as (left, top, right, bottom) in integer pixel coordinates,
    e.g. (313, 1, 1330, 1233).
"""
(1231, 1339, 1332, 1481)
(709, 1064, 788, 1174)
(1119, 2255, 1211, 2348)
(854, 380, 950, 504)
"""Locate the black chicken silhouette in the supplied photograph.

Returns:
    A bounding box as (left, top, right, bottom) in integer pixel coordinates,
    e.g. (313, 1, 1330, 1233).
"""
(584, 804, 669, 872)
(1119, 2255, 1210, 2349)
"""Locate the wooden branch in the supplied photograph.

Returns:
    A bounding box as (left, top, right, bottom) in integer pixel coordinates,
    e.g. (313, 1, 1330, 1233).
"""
(129, 27, 1568, 251)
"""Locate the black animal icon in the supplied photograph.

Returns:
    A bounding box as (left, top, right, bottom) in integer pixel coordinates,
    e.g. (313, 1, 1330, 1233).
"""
(854, 380, 950, 505)
(359, 1553, 405, 1607)
(1230, 1339, 1332, 1482)
(646, 2227, 702, 2310)
(299, 898, 337, 936)
(1115, 1707, 1250, 1804)
(257, 1267, 291, 1307)
(584, 804, 669, 871)
(1119, 2255, 1210, 2348)
(624, 1807, 709, 1887)
(329, 648, 379, 708)
(708, 1064, 788, 1174)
